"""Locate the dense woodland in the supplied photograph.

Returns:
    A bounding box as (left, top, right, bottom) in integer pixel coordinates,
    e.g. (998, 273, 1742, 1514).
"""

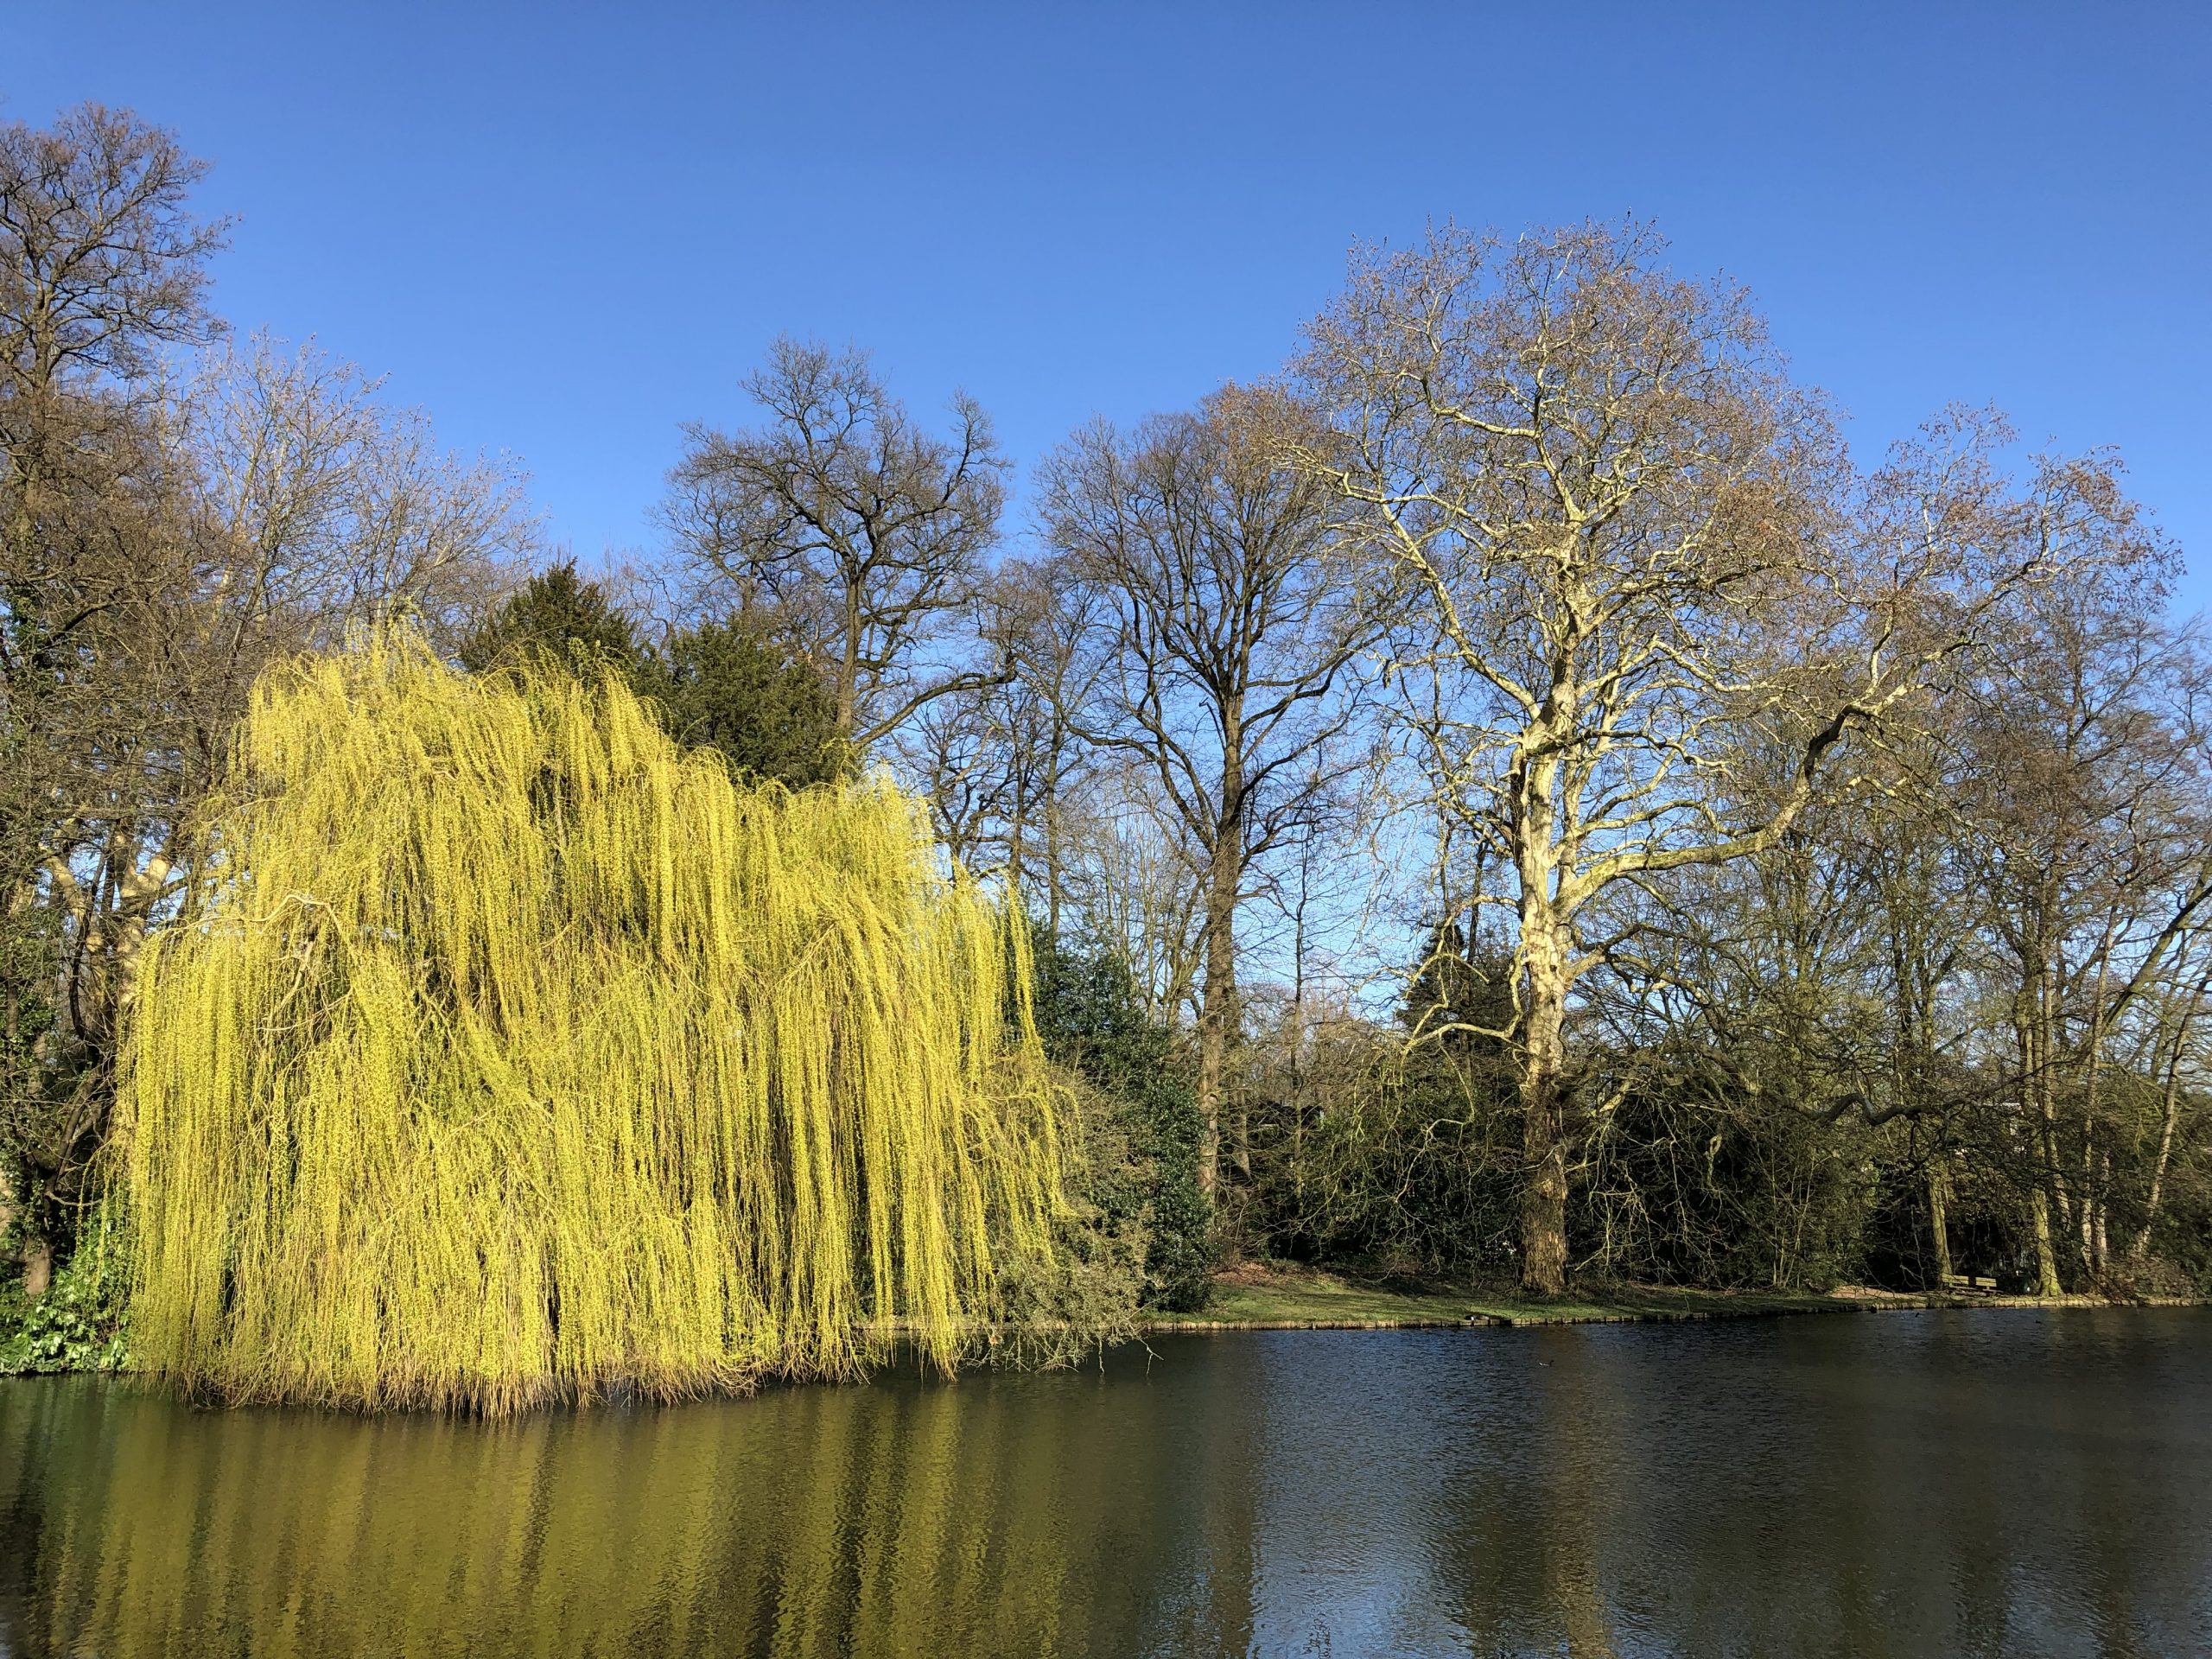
(5, 105, 2209, 1372)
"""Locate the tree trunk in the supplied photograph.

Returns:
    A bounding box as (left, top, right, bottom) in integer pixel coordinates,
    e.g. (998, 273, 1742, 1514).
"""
(1042, 729, 1064, 942)
(22, 1234, 53, 1300)
(2031, 1187, 2063, 1297)
(1929, 1159, 1954, 1284)
(2131, 969, 2205, 1262)
(2077, 931, 2118, 1282)
(2018, 995, 2066, 1297)
(837, 579, 863, 741)
(1195, 835, 1240, 1193)
(1519, 944, 1571, 1297)
(0, 1163, 16, 1286)
(2135, 1064, 2185, 1261)
(1512, 696, 1573, 1299)
(2091, 1163, 2110, 1280)
(1195, 703, 1246, 1195)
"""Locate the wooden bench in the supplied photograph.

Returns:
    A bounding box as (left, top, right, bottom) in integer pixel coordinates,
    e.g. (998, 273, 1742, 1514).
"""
(1940, 1274, 1999, 1295)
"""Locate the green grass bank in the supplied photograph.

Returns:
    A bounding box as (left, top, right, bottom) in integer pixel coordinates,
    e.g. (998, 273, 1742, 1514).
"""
(1145, 1262, 2203, 1331)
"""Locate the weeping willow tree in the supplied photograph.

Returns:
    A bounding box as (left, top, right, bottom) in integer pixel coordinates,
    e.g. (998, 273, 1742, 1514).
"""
(115, 631, 1065, 1412)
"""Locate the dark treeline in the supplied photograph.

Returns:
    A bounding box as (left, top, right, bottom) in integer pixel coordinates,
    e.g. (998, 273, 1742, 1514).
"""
(5, 103, 2209, 1348)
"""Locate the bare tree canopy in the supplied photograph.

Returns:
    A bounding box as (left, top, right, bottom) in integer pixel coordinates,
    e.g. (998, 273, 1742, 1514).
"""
(1041, 383, 1382, 1191)
(0, 102, 230, 397)
(661, 337, 1008, 752)
(1298, 222, 2075, 1293)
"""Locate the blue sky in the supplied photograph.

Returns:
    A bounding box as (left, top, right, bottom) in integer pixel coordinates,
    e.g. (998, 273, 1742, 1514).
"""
(10, 3, 2209, 607)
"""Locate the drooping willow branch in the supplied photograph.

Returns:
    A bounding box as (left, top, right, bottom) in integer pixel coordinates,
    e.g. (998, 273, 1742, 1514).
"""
(117, 629, 1065, 1413)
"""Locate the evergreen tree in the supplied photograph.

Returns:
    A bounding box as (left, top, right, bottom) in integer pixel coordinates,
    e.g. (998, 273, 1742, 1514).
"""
(635, 614, 847, 788)
(461, 567, 844, 791)
(458, 561, 639, 678)
(1029, 938, 1213, 1309)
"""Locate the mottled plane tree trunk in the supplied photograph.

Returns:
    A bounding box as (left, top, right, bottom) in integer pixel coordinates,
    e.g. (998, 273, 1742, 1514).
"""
(1300, 225, 2066, 1295)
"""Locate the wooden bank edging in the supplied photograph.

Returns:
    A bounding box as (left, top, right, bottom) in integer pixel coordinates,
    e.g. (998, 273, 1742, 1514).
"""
(1141, 1294, 2205, 1333)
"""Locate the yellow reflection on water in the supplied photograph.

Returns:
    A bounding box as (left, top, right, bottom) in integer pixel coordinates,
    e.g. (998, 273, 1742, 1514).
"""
(3, 1369, 1242, 1658)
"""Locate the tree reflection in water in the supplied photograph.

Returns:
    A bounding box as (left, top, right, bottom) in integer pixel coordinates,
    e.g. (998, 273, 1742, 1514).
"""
(3, 1313, 2210, 1657)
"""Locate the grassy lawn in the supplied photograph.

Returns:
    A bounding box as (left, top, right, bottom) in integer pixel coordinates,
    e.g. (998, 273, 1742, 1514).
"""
(1143, 1263, 1940, 1329)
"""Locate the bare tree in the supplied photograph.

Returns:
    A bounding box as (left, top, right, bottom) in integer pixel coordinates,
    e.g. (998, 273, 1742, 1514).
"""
(183, 332, 534, 682)
(1299, 224, 2063, 1294)
(1040, 385, 1381, 1191)
(2128, 940, 2212, 1268)
(986, 556, 1109, 938)
(909, 675, 1014, 874)
(2, 104, 229, 1292)
(0, 102, 229, 406)
(1054, 763, 1210, 1027)
(1, 107, 534, 1289)
(662, 338, 1007, 753)
(905, 556, 1109, 932)
(1949, 503, 2212, 1292)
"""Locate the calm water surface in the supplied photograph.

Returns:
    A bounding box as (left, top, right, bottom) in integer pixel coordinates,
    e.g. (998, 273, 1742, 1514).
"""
(3, 1309, 2208, 1657)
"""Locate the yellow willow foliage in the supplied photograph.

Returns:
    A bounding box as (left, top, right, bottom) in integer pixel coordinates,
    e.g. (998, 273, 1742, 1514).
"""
(115, 631, 1064, 1413)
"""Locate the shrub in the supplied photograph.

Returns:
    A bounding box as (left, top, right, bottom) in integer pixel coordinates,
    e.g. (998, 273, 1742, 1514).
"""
(1029, 939, 1213, 1310)
(0, 1211, 129, 1376)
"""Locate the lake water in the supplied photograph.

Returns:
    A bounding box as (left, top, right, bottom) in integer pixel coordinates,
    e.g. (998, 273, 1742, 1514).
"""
(3, 1309, 2208, 1657)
